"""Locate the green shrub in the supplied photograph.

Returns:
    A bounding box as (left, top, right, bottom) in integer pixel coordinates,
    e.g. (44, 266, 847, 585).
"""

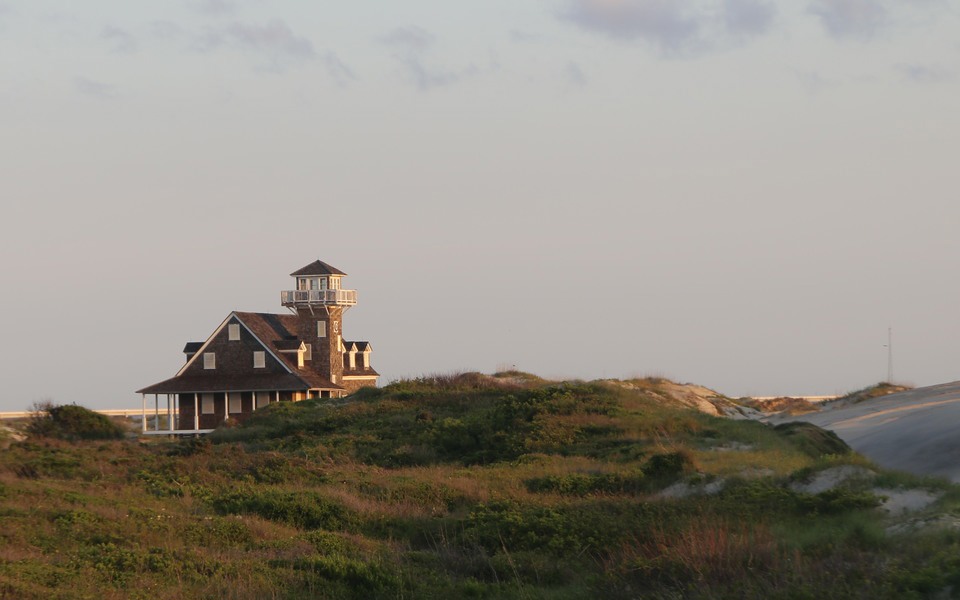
(643, 450, 696, 483)
(774, 422, 851, 458)
(210, 488, 355, 531)
(525, 472, 646, 496)
(27, 403, 124, 441)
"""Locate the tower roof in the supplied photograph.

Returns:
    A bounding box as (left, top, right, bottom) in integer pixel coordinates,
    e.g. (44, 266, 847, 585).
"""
(290, 260, 347, 277)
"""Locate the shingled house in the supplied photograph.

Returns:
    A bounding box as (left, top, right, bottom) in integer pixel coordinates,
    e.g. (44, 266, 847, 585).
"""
(137, 260, 378, 434)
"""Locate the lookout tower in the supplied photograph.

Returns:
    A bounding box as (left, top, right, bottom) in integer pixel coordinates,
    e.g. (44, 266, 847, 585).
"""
(281, 260, 359, 387)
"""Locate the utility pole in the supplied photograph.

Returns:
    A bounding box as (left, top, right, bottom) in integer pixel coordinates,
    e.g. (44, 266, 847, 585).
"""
(885, 327, 894, 383)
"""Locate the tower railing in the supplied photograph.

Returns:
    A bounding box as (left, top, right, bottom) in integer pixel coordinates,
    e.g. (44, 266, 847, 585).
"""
(281, 289, 358, 306)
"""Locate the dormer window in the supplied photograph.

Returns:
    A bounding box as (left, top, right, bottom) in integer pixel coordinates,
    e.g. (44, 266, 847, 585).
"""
(203, 353, 216, 370)
(228, 324, 240, 341)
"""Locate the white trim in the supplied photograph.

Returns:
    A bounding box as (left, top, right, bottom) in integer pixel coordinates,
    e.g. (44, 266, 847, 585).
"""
(342, 375, 378, 381)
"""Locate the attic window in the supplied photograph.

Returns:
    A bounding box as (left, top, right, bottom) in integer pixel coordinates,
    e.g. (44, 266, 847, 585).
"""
(203, 352, 216, 370)
(317, 321, 326, 338)
(254, 351, 265, 369)
(228, 324, 240, 341)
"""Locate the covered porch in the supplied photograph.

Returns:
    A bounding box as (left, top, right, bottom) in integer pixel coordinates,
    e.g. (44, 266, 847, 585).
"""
(138, 380, 344, 436)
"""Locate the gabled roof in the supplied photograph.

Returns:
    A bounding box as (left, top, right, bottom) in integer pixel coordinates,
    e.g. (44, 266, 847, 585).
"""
(290, 260, 346, 277)
(137, 311, 344, 394)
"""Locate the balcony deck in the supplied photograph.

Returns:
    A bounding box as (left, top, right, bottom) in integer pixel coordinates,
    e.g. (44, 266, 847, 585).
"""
(281, 289, 357, 307)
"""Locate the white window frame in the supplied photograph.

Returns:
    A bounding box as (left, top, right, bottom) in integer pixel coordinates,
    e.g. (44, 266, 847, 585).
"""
(317, 321, 326, 338)
(201, 394, 215, 414)
(254, 351, 265, 369)
(228, 323, 240, 341)
(203, 352, 216, 370)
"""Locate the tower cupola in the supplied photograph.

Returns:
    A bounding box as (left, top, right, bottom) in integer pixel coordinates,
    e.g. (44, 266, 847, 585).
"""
(281, 260, 357, 311)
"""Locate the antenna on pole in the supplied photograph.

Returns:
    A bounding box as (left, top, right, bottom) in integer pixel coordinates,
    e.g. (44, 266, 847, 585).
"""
(883, 327, 893, 383)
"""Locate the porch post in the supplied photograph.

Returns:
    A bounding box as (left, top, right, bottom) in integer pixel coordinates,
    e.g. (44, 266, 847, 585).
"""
(194, 395, 199, 430)
(141, 394, 146, 433)
(275, 390, 280, 404)
(223, 392, 229, 422)
(154, 394, 159, 431)
(167, 395, 173, 432)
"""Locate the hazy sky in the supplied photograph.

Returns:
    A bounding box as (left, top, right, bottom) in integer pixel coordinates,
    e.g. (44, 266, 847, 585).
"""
(2, 0, 959, 409)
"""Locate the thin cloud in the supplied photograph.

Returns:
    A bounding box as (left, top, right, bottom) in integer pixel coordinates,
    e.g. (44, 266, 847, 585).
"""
(562, 0, 776, 57)
(380, 26, 477, 91)
(723, 0, 776, 36)
(101, 26, 138, 54)
(380, 26, 435, 53)
(149, 21, 183, 40)
(565, 61, 587, 86)
(193, 0, 237, 17)
(74, 77, 117, 99)
(565, 0, 702, 53)
(321, 51, 356, 86)
(225, 20, 315, 61)
(897, 64, 952, 83)
(791, 69, 835, 94)
(509, 29, 541, 43)
(808, 0, 886, 40)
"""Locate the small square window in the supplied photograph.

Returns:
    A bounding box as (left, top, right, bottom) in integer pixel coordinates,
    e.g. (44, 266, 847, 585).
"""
(228, 324, 240, 341)
(203, 352, 216, 370)
(317, 321, 326, 338)
(254, 351, 265, 369)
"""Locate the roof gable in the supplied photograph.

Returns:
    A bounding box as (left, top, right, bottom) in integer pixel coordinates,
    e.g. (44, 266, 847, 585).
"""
(290, 260, 347, 277)
(176, 313, 294, 377)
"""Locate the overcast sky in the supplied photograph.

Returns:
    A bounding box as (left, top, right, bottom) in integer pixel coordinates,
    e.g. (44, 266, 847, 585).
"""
(2, 0, 959, 410)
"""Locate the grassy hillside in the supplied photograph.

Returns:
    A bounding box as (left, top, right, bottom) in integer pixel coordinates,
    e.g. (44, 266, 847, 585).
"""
(1, 374, 959, 599)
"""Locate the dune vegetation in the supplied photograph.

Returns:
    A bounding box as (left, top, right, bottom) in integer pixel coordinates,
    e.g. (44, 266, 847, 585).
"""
(1, 373, 959, 599)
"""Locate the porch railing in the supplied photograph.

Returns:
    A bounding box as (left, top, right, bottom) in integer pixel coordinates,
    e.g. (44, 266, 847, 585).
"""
(281, 289, 358, 306)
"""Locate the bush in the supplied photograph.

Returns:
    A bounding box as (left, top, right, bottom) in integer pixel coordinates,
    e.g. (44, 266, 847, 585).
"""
(210, 488, 355, 531)
(27, 402, 124, 441)
(774, 422, 851, 458)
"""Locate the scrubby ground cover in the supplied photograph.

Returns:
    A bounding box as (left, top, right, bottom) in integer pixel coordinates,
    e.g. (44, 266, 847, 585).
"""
(1, 374, 959, 599)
